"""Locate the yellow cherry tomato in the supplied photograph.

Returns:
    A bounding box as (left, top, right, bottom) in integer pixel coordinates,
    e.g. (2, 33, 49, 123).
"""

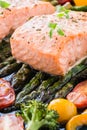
(48, 98, 77, 123)
(66, 113, 87, 130)
(73, 0, 87, 6)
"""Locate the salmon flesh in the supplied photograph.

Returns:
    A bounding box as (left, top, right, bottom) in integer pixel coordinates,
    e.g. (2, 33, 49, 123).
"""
(10, 11, 87, 75)
(0, 0, 55, 40)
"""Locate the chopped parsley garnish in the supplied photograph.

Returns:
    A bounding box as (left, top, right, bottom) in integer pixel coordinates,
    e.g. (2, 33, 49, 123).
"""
(57, 28, 65, 36)
(48, 6, 70, 38)
(48, 22, 65, 38)
(57, 12, 65, 18)
(48, 22, 57, 29)
(48, 22, 57, 38)
(57, 6, 70, 19)
(49, 29, 53, 38)
(0, 0, 10, 8)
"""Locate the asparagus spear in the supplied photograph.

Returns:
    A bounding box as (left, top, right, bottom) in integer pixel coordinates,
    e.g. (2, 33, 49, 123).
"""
(0, 38, 10, 51)
(35, 76, 60, 102)
(2, 34, 11, 43)
(55, 82, 74, 99)
(0, 43, 11, 62)
(45, 71, 72, 95)
(48, 58, 87, 94)
(0, 42, 6, 51)
(0, 39, 10, 51)
(38, 76, 59, 91)
(0, 62, 22, 77)
(0, 56, 16, 69)
(16, 71, 46, 102)
(0, 105, 18, 113)
(55, 68, 87, 99)
(16, 76, 59, 104)
(11, 64, 33, 92)
(71, 5, 87, 12)
(16, 91, 40, 104)
(37, 58, 87, 103)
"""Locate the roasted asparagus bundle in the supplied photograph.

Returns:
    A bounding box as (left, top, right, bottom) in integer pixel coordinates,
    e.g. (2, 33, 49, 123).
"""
(0, 62, 22, 77)
(16, 71, 47, 103)
(11, 64, 34, 92)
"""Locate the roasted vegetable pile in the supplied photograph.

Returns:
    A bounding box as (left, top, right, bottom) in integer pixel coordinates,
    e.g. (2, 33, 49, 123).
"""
(0, 38, 87, 103)
(0, 39, 87, 106)
(0, 0, 87, 129)
(0, 37, 87, 129)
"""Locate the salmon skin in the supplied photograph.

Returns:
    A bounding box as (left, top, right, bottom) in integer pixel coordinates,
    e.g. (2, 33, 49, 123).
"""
(10, 11, 87, 76)
(0, 0, 55, 40)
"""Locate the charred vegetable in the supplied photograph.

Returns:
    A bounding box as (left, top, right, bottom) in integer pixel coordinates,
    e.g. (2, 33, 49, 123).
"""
(16, 76, 59, 104)
(37, 58, 87, 103)
(0, 62, 22, 77)
(71, 5, 87, 12)
(55, 68, 87, 99)
(16, 72, 46, 103)
(0, 56, 16, 69)
(17, 91, 40, 104)
(55, 82, 74, 99)
(11, 64, 33, 92)
(0, 43, 11, 62)
(38, 76, 59, 91)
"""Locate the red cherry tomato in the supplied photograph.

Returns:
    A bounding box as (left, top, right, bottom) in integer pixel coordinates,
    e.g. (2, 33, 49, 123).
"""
(0, 114, 24, 130)
(58, 0, 71, 5)
(0, 78, 15, 109)
(67, 80, 87, 108)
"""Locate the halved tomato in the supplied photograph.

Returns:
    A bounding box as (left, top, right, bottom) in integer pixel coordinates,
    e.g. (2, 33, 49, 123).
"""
(58, 0, 71, 5)
(0, 78, 15, 109)
(67, 80, 87, 108)
(0, 114, 24, 130)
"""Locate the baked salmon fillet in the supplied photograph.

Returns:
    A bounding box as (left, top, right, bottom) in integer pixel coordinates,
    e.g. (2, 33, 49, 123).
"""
(0, 0, 55, 40)
(10, 11, 87, 76)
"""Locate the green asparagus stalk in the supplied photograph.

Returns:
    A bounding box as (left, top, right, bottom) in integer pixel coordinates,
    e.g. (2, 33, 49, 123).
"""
(0, 42, 6, 51)
(37, 58, 87, 103)
(16, 91, 40, 104)
(16, 71, 46, 102)
(0, 38, 10, 50)
(0, 62, 22, 77)
(0, 43, 11, 62)
(2, 43, 11, 58)
(48, 58, 87, 94)
(16, 76, 59, 104)
(38, 76, 59, 91)
(55, 82, 74, 98)
(0, 105, 18, 113)
(35, 76, 60, 102)
(71, 6, 87, 12)
(55, 68, 87, 99)
(2, 34, 11, 43)
(0, 39, 10, 51)
(47, 71, 72, 94)
(11, 64, 33, 92)
(0, 56, 16, 69)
